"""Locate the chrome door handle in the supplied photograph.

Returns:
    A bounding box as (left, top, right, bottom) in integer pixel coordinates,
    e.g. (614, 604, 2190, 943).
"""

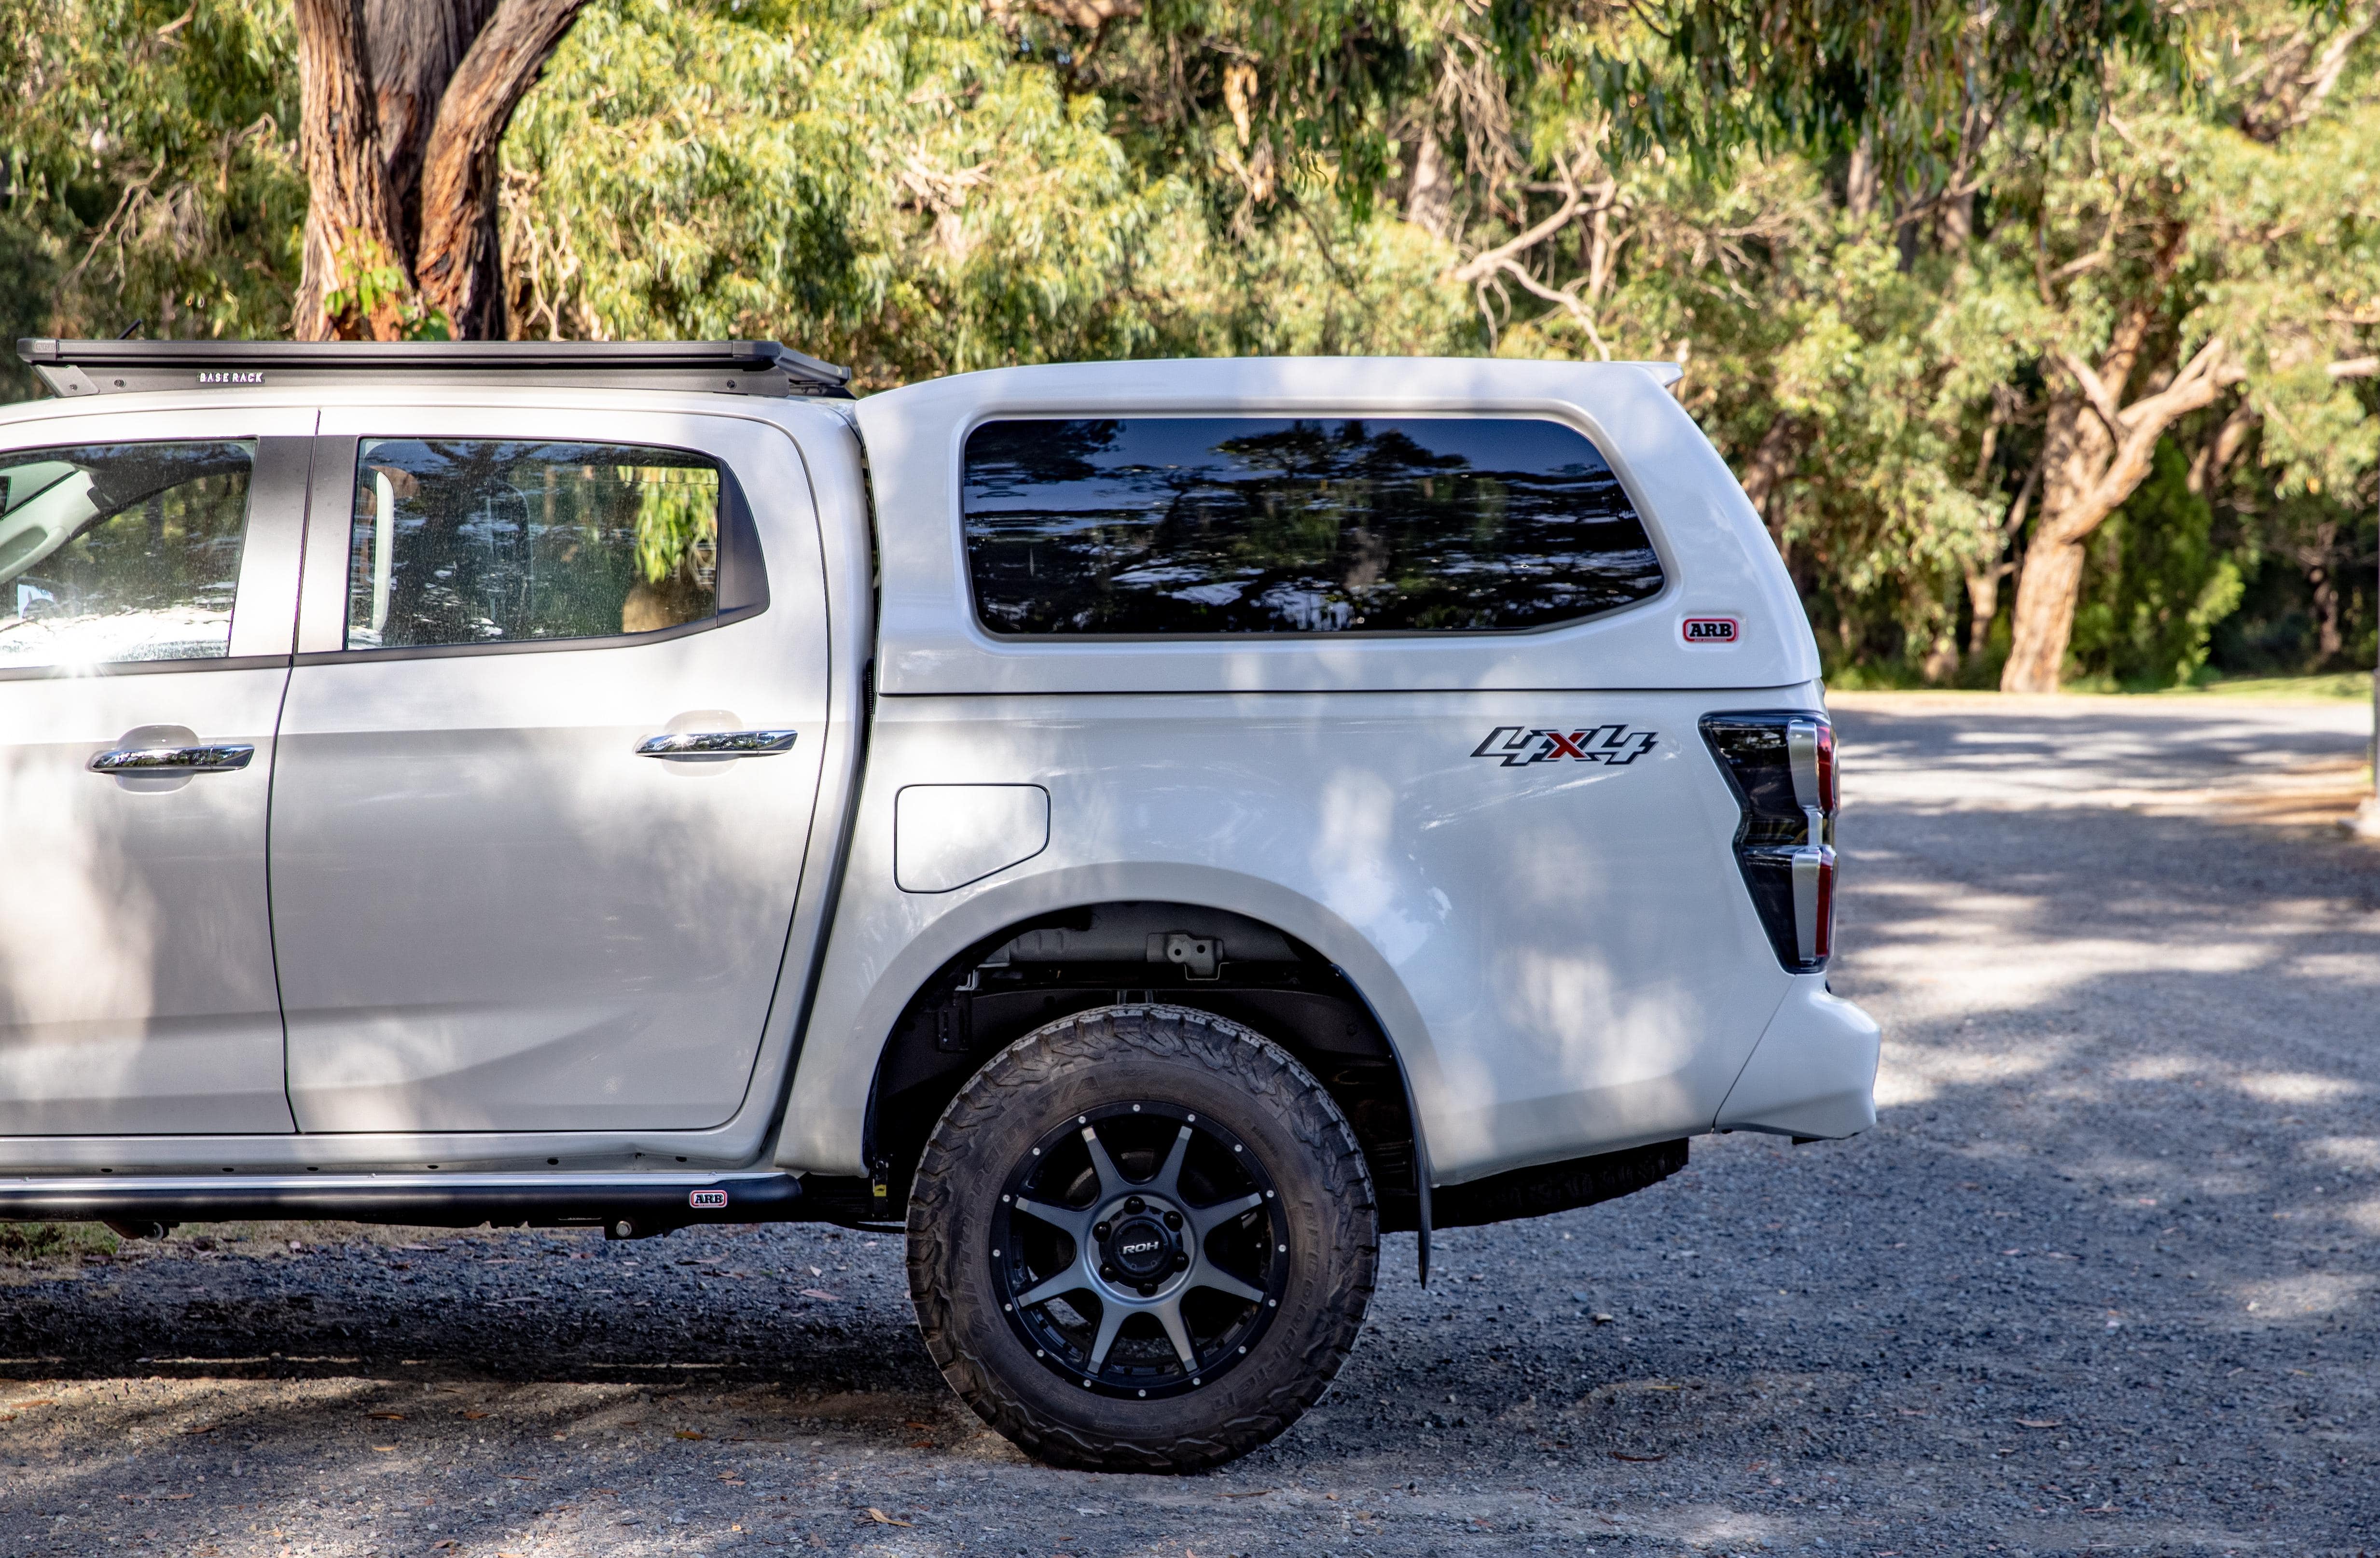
(88, 742, 255, 774)
(635, 729, 799, 761)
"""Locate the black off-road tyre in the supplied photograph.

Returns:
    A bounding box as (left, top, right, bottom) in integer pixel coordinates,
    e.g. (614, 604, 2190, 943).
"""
(906, 1003, 1379, 1472)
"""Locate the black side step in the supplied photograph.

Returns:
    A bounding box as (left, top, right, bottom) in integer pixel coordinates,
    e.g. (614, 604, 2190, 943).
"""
(0, 1172, 804, 1241)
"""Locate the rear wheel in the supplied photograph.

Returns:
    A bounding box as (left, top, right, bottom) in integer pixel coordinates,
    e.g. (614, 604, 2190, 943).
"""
(905, 1003, 1378, 1472)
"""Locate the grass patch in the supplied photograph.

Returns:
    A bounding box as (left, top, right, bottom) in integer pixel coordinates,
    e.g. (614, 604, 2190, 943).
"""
(2163, 671, 2374, 700)
(0, 1223, 119, 1261)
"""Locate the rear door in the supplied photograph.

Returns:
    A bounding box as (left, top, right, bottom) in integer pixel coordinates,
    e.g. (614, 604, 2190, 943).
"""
(0, 409, 311, 1133)
(270, 406, 829, 1132)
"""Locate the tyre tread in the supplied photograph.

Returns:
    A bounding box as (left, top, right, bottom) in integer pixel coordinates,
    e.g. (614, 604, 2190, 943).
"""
(906, 1003, 1378, 1472)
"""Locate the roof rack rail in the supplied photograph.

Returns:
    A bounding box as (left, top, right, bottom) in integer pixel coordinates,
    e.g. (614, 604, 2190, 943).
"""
(14, 337, 854, 400)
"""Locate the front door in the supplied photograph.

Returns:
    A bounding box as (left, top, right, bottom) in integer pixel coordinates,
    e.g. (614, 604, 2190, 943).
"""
(0, 413, 312, 1133)
(270, 408, 829, 1133)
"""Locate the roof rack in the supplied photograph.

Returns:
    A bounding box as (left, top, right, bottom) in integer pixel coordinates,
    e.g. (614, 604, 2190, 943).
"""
(14, 337, 854, 400)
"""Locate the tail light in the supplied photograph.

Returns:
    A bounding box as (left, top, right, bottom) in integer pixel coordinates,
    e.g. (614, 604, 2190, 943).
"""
(1700, 710, 1837, 972)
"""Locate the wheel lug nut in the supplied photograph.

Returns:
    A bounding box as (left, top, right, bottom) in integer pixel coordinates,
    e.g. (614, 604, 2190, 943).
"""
(1162, 1210, 1182, 1230)
(1171, 1251, 1189, 1270)
(1100, 1262, 1117, 1280)
(1125, 1196, 1145, 1213)
(1138, 1282, 1157, 1297)
(1093, 1222, 1111, 1241)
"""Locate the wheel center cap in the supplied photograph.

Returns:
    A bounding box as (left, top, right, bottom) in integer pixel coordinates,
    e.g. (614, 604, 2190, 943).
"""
(1105, 1214, 1175, 1280)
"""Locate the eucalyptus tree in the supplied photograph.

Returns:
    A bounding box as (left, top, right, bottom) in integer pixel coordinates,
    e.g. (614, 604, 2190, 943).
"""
(290, 0, 591, 339)
(0, 0, 304, 378)
(1968, 3, 2380, 690)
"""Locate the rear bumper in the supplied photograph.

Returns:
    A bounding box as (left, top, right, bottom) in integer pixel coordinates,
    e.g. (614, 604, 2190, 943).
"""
(1713, 980, 1879, 1139)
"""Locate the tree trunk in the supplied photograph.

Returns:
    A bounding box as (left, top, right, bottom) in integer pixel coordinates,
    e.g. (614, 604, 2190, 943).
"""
(1963, 562, 2005, 660)
(1736, 417, 1798, 547)
(2001, 534, 2090, 693)
(366, 0, 499, 262)
(2306, 520, 2344, 662)
(293, 0, 404, 340)
(1844, 133, 1878, 222)
(416, 0, 588, 340)
(293, 0, 584, 340)
(1406, 132, 1452, 238)
(2000, 395, 2108, 692)
(1999, 336, 2240, 693)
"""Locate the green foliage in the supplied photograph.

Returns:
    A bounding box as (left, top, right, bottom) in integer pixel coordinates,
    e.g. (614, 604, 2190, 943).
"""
(0, 0, 304, 378)
(631, 464, 721, 587)
(2071, 440, 2244, 688)
(502, 0, 1198, 381)
(2, 0, 2374, 681)
(1612, 0, 2178, 178)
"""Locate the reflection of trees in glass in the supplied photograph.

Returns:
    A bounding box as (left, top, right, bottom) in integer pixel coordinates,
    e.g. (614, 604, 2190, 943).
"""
(349, 440, 719, 648)
(963, 418, 1662, 634)
(0, 442, 252, 664)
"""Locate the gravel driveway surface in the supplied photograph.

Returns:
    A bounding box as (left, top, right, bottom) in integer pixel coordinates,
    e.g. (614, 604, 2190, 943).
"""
(0, 693, 2372, 1558)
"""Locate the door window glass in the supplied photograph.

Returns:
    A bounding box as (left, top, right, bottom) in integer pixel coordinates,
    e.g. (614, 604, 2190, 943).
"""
(961, 417, 1665, 635)
(0, 440, 254, 667)
(346, 439, 721, 649)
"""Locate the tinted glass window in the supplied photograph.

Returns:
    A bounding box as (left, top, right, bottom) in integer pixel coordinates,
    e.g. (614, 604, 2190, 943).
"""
(347, 439, 720, 650)
(961, 417, 1663, 635)
(0, 440, 253, 666)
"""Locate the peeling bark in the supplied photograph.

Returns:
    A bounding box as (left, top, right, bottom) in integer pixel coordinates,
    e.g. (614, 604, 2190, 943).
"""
(366, 0, 499, 262)
(292, 0, 404, 340)
(416, 0, 589, 340)
(294, 0, 584, 340)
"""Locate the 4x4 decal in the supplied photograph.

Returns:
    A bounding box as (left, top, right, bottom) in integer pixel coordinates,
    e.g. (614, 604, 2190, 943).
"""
(1471, 724, 1659, 767)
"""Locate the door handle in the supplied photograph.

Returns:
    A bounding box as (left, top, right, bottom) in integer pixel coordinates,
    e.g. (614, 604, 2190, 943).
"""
(634, 729, 799, 761)
(88, 742, 255, 774)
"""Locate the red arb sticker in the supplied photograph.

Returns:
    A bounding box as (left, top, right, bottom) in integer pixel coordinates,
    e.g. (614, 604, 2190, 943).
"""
(688, 1189, 730, 1210)
(1682, 616, 1740, 644)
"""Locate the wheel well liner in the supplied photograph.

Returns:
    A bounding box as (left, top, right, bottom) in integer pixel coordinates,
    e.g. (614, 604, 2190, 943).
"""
(860, 900, 1426, 1232)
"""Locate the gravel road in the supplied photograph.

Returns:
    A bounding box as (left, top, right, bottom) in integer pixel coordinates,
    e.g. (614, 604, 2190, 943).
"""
(0, 693, 2373, 1558)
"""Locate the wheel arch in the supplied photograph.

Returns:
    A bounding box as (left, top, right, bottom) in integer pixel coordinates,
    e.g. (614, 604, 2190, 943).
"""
(776, 863, 1441, 1233)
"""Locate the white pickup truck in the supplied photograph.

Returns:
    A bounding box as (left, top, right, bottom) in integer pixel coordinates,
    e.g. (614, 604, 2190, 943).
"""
(0, 337, 1877, 1470)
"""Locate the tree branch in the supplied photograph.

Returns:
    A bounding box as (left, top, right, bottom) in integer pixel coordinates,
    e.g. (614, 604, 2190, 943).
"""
(2048, 338, 2242, 544)
(1446, 181, 1585, 285)
(2053, 348, 2127, 441)
(1470, 254, 1613, 360)
(415, 0, 588, 336)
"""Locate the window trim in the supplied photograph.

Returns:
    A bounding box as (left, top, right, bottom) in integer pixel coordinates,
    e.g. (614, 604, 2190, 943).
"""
(952, 410, 1673, 642)
(294, 434, 769, 661)
(289, 603, 765, 667)
(0, 652, 292, 685)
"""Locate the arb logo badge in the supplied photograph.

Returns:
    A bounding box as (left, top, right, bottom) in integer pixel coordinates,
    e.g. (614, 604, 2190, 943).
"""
(688, 1189, 730, 1210)
(1472, 725, 1659, 767)
(1682, 616, 1740, 644)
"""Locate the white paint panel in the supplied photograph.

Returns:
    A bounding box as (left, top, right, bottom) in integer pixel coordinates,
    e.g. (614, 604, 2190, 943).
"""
(0, 668, 295, 1133)
(0, 404, 316, 1135)
(780, 688, 1805, 1182)
(275, 408, 830, 1133)
(895, 784, 1050, 892)
(1713, 980, 1881, 1139)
